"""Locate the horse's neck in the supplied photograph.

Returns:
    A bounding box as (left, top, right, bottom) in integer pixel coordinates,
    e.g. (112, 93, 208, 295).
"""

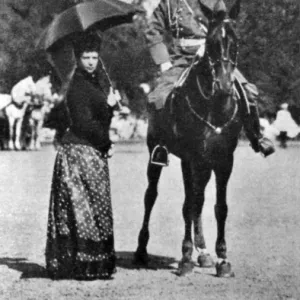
(209, 94, 236, 127)
(187, 57, 212, 113)
(186, 59, 237, 127)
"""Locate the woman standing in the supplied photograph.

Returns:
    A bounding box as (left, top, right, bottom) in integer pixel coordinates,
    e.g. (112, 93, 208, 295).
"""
(45, 33, 120, 280)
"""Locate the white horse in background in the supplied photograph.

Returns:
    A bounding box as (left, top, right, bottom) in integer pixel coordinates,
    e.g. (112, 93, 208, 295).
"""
(27, 75, 56, 150)
(4, 76, 36, 150)
(0, 94, 12, 111)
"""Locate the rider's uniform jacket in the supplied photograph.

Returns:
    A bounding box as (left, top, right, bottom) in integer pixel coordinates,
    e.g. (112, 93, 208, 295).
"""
(145, 0, 227, 66)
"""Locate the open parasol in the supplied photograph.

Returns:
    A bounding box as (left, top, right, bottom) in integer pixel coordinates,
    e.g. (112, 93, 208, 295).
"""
(37, 0, 142, 51)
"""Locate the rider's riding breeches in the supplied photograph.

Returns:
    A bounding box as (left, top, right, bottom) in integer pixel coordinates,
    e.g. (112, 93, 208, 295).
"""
(148, 66, 186, 110)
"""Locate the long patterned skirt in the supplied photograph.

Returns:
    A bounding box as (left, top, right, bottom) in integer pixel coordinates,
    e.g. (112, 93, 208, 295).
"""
(46, 144, 116, 280)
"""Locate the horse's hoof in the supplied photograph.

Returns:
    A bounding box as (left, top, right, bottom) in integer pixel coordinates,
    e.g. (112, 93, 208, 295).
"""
(133, 250, 149, 266)
(197, 253, 215, 268)
(177, 261, 194, 276)
(216, 261, 235, 278)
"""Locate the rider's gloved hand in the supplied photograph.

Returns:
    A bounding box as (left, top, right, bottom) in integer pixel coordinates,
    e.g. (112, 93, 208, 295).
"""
(160, 61, 173, 73)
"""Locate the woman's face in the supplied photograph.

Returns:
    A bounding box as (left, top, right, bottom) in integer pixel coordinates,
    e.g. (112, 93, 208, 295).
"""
(78, 51, 99, 73)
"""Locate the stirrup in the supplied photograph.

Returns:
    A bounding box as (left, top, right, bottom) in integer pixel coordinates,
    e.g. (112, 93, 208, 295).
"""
(150, 145, 169, 167)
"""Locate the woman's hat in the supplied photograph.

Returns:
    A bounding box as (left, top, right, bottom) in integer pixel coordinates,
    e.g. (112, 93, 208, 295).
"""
(73, 32, 101, 58)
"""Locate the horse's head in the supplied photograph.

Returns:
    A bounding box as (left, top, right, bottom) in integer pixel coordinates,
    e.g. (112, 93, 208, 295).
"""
(24, 76, 37, 99)
(199, 0, 240, 97)
(32, 75, 53, 106)
(11, 76, 37, 105)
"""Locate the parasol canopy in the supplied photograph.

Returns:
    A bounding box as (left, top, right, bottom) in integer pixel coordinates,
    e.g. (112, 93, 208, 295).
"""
(37, 0, 142, 51)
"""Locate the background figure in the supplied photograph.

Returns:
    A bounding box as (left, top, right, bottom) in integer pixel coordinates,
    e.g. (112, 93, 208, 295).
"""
(45, 33, 120, 280)
(273, 103, 300, 148)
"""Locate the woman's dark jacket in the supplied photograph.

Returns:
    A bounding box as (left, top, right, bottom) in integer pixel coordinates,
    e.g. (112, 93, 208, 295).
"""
(61, 68, 113, 153)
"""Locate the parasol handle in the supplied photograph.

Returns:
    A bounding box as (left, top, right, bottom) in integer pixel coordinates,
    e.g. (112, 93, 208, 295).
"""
(99, 57, 123, 110)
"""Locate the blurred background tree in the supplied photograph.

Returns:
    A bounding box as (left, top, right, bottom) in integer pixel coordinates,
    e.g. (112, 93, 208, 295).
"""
(0, 0, 299, 118)
(236, 0, 300, 117)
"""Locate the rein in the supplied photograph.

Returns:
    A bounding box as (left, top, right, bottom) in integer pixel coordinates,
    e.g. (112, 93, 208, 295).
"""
(185, 92, 238, 135)
(196, 74, 211, 101)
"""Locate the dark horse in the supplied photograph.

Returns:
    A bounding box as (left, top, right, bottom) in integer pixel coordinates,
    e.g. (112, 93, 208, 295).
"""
(135, 1, 245, 277)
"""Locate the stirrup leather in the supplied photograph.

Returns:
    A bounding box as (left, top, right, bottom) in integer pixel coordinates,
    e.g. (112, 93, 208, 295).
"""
(233, 78, 250, 115)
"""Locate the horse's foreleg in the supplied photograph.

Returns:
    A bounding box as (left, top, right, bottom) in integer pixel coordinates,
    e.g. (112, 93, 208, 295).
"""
(191, 164, 215, 269)
(214, 155, 234, 277)
(177, 160, 213, 276)
(7, 117, 15, 150)
(177, 160, 195, 276)
(134, 161, 163, 266)
(14, 118, 23, 150)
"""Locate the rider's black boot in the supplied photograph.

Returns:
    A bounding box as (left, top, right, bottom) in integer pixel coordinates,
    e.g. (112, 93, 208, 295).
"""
(243, 95, 275, 157)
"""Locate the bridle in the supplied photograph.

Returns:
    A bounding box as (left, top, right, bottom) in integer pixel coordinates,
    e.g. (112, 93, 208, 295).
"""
(185, 92, 238, 135)
(184, 18, 239, 135)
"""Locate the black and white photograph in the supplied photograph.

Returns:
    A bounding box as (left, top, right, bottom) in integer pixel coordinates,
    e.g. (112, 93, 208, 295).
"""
(0, 0, 299, 299)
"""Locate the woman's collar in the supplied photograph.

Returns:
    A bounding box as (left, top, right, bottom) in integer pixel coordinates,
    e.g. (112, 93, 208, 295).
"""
(75, 67, 98, 79)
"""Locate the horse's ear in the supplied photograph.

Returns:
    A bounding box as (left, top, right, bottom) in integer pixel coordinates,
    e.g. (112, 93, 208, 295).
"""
(229, 0, 241, 20)
(213, 0, 227, 18)
(199, 1, 214, 22)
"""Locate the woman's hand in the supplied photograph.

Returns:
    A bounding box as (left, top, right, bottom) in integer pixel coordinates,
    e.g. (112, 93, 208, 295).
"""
(107, 87, 121, 107)
(100, 143, 115, 158)
(107, 143, 115, 158)
(103, 143, 115, 158)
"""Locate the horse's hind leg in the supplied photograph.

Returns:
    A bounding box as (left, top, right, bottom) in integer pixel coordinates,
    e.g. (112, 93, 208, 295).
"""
(214, 155, 235, 277)
(134, 160, 163, 266)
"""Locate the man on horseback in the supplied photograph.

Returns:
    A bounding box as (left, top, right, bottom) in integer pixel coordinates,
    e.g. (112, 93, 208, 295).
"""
(144, 0, 275, 166)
